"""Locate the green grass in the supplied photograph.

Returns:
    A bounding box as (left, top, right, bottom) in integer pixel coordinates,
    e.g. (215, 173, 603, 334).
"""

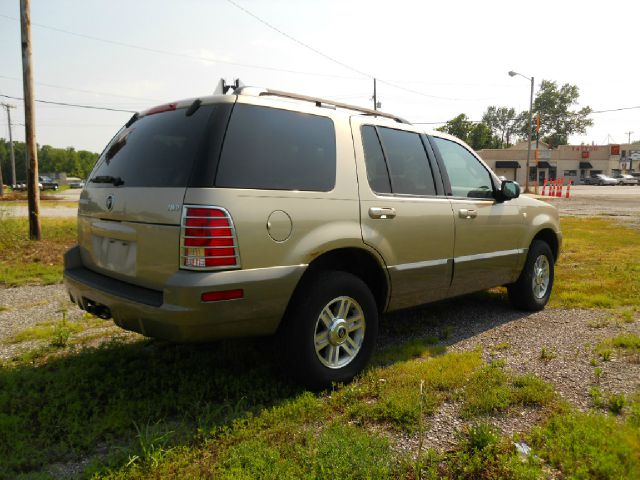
(551, 217, 640, 308)
(596, 333, 640, 362)
(461, 363, 555, 418)
(2, 334, 554, 478)
(0, 214, 76, 287)
(531, 407, 640, 479)
(5, 314, 104, 345)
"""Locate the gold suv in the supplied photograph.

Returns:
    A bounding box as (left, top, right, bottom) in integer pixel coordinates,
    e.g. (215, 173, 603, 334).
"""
(64, 83, 562, 387)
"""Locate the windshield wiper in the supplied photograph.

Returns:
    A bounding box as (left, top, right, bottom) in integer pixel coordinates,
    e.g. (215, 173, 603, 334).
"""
(90, 175, 124, 186)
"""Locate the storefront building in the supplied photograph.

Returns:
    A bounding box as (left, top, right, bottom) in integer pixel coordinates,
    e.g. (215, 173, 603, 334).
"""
(477, 142, 638, 185)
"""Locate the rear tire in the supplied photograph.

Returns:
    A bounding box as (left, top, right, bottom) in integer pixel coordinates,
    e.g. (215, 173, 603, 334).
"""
(508, 240, 554, 311)
(283, 271, 378, 389)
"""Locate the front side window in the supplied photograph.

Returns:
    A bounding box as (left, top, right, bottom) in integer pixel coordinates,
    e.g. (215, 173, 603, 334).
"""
(376, 127, 436, 196)
(432, 137, 493, 199)
(216, 104, 336, 191)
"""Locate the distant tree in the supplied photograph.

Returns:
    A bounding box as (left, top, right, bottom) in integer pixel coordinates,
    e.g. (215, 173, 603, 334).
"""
(515, 80, 593, 148)
(0, 139, 99, 182)
(436, 114, 475, 143)
(482, 106, 517, 148)
(468, 123, 496, 150)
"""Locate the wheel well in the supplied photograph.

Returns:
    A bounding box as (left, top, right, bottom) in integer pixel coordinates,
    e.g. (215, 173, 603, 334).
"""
(532, 228, 559, 262)
(295, 248, 389, 313)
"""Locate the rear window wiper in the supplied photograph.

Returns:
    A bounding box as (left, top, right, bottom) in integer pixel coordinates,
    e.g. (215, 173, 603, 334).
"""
(90, 175, 125, 186)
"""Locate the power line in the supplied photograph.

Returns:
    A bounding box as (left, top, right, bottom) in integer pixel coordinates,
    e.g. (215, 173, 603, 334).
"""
(591, 105, 640, 114)
(224, 0, 370, 78)
(0, 94, 136, 113)
(0, 74, 161, 102)
(224, 0, 482, 102)
(0, 13, 360, 80)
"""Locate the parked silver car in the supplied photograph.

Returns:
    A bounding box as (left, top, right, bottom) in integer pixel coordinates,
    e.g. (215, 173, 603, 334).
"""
(583, 174, 618, 186)
(612, 174, 639, 185)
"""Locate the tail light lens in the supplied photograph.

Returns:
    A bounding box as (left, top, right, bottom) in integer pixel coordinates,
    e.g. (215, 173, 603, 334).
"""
(180, 206, 240, 270)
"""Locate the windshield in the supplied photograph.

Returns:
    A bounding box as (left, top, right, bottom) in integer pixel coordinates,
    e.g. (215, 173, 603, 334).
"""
(90, 105, 215, 187)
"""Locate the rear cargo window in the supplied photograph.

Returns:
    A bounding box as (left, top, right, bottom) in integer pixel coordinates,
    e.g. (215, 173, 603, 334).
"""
(90, 105, 215, 187)
(215, 104, 336, 191)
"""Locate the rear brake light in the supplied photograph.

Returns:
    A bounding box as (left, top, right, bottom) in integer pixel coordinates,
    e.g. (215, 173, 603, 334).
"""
(180, 206, 240, 270)
(144, 102, 177, 116)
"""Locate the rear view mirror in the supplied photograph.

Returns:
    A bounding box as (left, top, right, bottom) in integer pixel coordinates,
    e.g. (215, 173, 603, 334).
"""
(500, 180, 520, 200)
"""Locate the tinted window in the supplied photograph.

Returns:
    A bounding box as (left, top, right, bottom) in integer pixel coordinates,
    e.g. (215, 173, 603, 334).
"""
(91, 106, 214, 187)
(216, 104, 336, 191)
(377, 127, 436, 196)
(432, 137, 493, 199)
(361, 126, 391, 193)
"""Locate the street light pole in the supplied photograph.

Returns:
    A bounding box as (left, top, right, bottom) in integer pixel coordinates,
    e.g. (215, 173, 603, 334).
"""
(509, 71, 535, 193)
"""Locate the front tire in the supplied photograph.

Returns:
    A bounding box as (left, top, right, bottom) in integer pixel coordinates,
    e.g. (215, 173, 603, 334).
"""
(283, 271, 378, 389)
(508, 240, 554, 311)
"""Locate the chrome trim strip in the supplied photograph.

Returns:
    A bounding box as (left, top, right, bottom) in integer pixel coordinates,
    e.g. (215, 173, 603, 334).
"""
(391, 258, 449, 272)
(388, 248, 527, 271)
(454, 248, 527, 264)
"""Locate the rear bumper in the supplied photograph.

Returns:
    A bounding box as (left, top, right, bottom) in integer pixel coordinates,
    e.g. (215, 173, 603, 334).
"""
(63, 246, 306, 341)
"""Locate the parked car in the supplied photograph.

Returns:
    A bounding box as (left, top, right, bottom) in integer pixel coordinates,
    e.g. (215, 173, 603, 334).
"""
(63, 84, 562, 387)
(68, 180, 85, 189)
(583, 174, 618, 186)
(612, 173, 639, 185)
(38, 176, 59, 190)
(12, 181, 42, 190)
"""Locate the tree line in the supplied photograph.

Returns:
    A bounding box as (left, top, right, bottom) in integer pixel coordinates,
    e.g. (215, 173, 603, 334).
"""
(0, 139, 99, 183)
(437, 79, 593, 150)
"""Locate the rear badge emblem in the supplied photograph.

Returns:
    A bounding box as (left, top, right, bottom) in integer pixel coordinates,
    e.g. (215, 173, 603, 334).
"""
(105, 195, 115, 211)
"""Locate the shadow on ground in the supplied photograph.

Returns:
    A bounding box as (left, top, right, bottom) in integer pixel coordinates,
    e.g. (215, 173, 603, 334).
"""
(0, 289, 527, 478)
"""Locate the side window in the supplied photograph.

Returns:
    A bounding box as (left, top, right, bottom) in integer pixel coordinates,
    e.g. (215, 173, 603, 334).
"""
(377, 127, 436, 196)
(361, 126, 391, 193)
(432, 137, 493, 199)
(216, 104, 336, 191)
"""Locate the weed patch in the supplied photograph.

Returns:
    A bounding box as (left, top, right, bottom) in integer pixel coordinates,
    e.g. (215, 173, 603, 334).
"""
(531, 407, 640, 479)
(596, 333, 640, 362)
(461, 364, 554, 417)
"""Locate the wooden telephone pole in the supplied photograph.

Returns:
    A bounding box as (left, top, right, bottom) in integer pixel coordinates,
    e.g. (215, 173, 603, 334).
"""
(20, 0, 41, 240)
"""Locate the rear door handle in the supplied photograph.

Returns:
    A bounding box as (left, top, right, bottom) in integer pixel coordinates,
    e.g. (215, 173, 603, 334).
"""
(458, 209, 477, 219)
(369, 207, 396, 219)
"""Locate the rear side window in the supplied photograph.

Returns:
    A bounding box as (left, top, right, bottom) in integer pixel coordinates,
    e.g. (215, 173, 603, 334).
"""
(361, 126, 391, 193)
(91, 105, 215, 187)
(377, 127, 436, 196)
(216, 104, 336, 191)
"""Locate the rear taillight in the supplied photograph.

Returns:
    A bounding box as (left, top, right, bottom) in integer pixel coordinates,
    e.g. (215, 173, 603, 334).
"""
(180, 206, 240, 270)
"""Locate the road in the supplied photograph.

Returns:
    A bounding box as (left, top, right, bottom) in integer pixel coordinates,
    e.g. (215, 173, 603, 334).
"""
(534, 185, 640, 218)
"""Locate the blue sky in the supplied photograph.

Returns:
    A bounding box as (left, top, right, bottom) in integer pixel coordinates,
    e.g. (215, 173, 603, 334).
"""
(1, 0, 638, 152)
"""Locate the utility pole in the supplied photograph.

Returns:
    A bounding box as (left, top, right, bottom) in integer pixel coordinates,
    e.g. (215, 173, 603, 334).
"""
(625, 131, 633, 145)
(372, 78, 377, 111)
(20, 0, 41, 240)
(2, 103, 17, 187)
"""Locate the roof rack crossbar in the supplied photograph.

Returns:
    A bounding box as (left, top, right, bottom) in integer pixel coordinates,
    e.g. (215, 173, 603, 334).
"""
(253, 88, 410, 124)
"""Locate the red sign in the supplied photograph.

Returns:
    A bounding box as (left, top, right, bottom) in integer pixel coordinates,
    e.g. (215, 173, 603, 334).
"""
(611, 144, 620, 155)
(581, 151, 590, 159)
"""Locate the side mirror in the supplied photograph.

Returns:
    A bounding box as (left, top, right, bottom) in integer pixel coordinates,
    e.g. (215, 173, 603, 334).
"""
(499, 180, 520, 201)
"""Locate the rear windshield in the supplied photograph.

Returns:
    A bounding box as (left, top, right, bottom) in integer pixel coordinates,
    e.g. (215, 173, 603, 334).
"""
(90, 105, 215, 187)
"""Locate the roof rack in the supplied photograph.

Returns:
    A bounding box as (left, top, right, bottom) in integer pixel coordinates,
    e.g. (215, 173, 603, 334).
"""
(214, 78, 409, 124)
(256, 88, 410, 124)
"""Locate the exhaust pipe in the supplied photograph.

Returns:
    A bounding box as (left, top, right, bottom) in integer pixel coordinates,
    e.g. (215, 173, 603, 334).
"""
(85, 303, 112, 320)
